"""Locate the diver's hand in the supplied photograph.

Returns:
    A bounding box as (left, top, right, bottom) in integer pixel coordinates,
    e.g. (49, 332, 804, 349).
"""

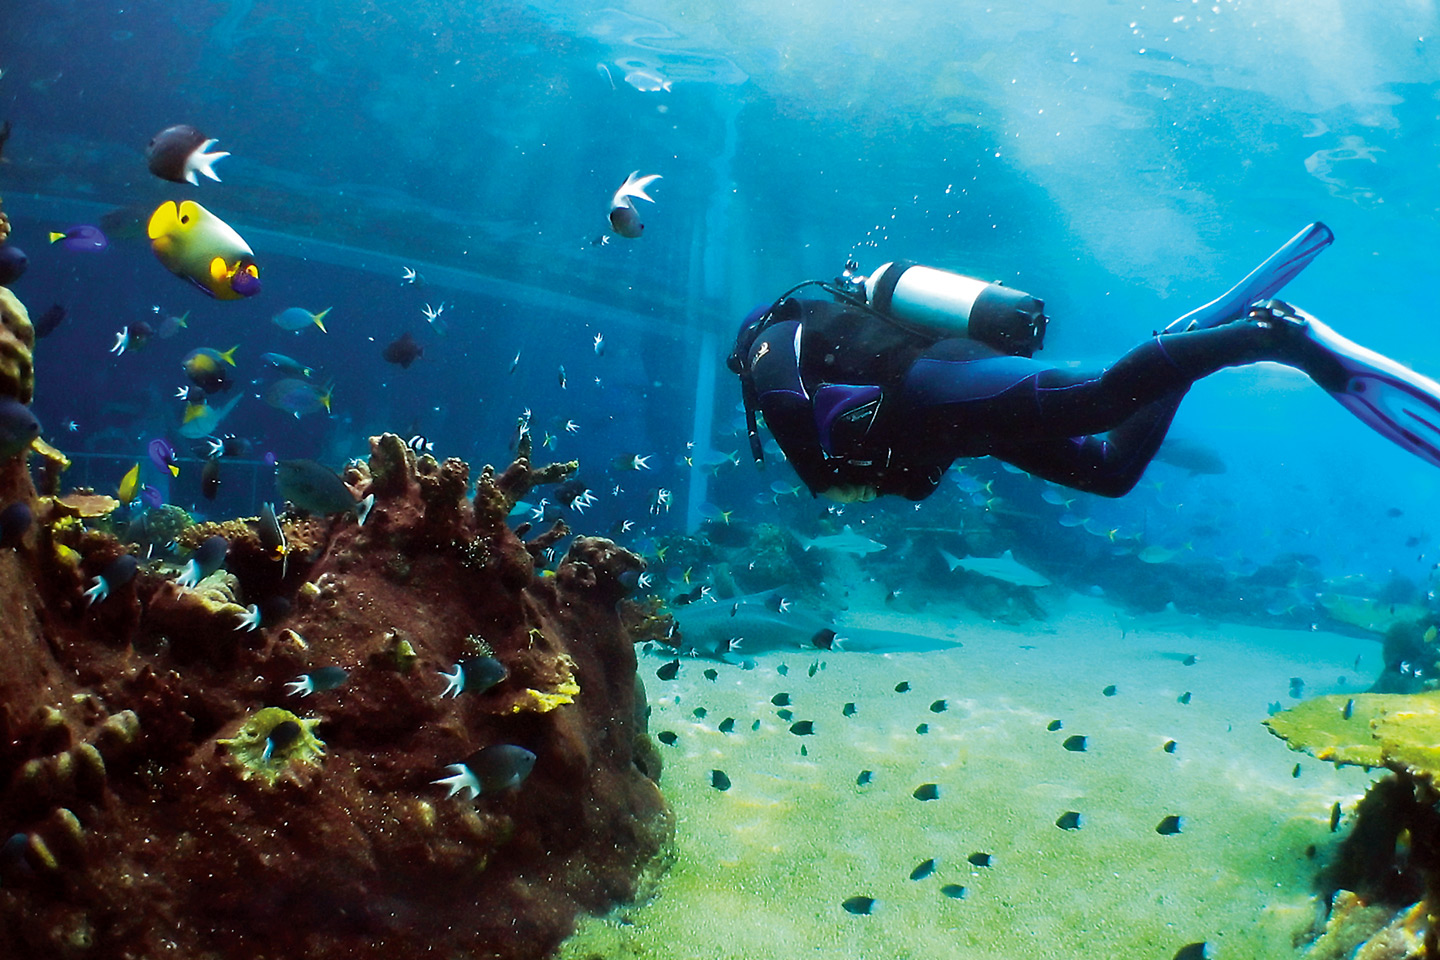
(820, 484, 877, 503)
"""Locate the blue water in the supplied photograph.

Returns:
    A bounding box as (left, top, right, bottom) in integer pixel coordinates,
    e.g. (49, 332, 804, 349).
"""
(6, 2, 1440, 603)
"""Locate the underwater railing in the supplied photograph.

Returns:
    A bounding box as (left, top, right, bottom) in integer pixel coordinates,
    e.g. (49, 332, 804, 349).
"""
(46, 452, 275, 516)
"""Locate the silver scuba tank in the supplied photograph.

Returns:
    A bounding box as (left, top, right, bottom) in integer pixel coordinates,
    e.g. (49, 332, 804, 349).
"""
(861, 260, 1047, 357)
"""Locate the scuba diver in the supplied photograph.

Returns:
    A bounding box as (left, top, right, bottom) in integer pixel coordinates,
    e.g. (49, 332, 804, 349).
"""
(729, 223, 1440, 502)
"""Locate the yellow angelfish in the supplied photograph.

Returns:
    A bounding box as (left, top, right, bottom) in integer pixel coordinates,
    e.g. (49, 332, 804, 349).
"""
(147, 200, 260, 300)
(118, 463, 140, 504)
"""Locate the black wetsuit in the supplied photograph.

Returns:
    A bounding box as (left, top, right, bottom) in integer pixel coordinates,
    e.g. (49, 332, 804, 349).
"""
(730, 297, 1311, 500)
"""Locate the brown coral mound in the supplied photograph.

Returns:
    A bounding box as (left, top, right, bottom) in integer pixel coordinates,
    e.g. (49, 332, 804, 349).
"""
(0, 432, 671, 960)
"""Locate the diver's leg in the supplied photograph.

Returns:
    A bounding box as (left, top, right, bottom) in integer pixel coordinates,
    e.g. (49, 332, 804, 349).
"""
(990, 390, 1187, 497)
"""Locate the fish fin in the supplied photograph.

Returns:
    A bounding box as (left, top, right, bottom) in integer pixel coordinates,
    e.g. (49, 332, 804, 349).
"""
(49, 232, 64, 243)
(188, 140, 230, 183)
(182, 402, 209, 424)
(356, 493, 375, 527)
(614, 171, 661, 206)
(220, 344, 239, 366)
(313, 307, 331, 333)
(168, 464, 180, 477)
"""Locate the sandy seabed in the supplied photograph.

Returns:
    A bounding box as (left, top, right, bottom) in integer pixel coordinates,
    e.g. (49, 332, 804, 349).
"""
(562, 593, 1377, 960)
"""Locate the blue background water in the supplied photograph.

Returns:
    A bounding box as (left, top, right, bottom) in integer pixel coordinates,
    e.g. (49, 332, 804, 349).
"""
(4, 0, 1439, 608)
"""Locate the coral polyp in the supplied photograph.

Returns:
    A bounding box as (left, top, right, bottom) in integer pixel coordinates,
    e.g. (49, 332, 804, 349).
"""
(218, 707, 326, 784)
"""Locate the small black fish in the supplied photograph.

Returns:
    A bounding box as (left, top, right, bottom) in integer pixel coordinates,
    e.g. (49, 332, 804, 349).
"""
(790, 720, 815, 736)
(703, 668, 717, 681)
(1182, 654, 1198, 666)
(1178, 691, 1192, 705)
(1289, 677, 1305, 698)
(711, 769, 731, 791)
(807, 661, 819, 678)
(909, 858, 936, 881)
(1292, 763, 1301, 778)
(811, 628, 837, 650)
(382, 331, 424, 369)
(915, 723, 929, 735)
(1056, 810, 1082, 830)
(1267, 701, 1282, 716)
(895, 681, 911, 693)
(262, 719, 303, 763)
(967, 852, 992, 868)
(692, 707, 707, 719)
(1156, 815, 1184, 835)
(913, 783, 940, 801)
(657, 731, 677, 746)
(201, 457, 221, 500)
(1172, 943, 1210, 960)
(771, 692, 791, 706)
(673, 585, 705, 606)
(1330, 801, 1342, 832)
(842, 702, 857, 717)
(1046, 719, 1063, 732)
(1102, 684, 1117, 697)
(929, 699, 948, 713)
(1342, 698, 1355, 720)
(1063, 735, 1088, 752)
(750, 719, 760, 731)
(1164, 740, 1178, 754)
(939, 884, 967, 899)
(777, 663, 789, 676)
(856, 770, 873, 786)
(33, 303, 65, 338)
(841, 896, 877, 916)
(656, 660, 679, 681)
(718, 717, 735, 734)
(0, 501, 32, 549)
(777, 708, 793, 721)
(799, 745, 808, 757)
(286, 665, 349, 696)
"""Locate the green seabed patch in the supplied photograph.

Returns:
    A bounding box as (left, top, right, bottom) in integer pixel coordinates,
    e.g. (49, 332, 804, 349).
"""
(562, 602, 1375, 959)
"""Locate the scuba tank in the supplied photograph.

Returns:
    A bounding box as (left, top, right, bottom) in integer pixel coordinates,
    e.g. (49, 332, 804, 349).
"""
(860, 260, 1047, 357)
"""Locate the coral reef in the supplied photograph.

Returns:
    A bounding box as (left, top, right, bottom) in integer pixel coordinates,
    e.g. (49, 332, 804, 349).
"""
(0, 414, 672, 957)
(1268, 692, 1440, 959)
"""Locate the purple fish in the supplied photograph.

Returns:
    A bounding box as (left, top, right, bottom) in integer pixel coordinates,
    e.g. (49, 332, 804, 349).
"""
(140, 484, 165, 509)
(148, 438, 178, 477)
(49, 225, 108, 253)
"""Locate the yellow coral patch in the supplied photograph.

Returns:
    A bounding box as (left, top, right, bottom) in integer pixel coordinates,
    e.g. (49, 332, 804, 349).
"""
(218, 707, 325, 785)
(1265, 691, 1440, 781)
(513, 680, 581, 713)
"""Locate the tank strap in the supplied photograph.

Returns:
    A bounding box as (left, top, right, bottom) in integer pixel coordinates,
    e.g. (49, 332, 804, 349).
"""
(866, 259, 917, 316)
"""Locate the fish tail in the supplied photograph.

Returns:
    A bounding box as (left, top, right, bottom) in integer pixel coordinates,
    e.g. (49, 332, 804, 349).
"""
(49, 232, 64, 243)
(221, 344, 240, 366)
(312, 308, 332, 333)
